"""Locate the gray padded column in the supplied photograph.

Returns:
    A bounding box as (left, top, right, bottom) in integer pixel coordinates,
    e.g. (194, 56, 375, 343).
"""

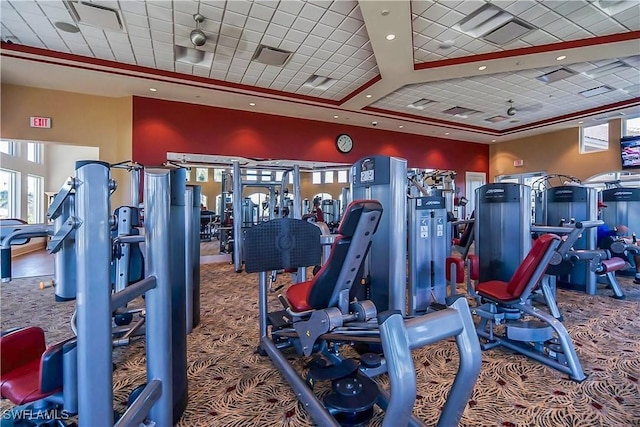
(75, 160, 113, 426)
(144, 168, 174, 425)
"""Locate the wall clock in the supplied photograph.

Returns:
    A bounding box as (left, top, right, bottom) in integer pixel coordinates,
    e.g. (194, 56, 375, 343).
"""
(336, 134, 353, 154)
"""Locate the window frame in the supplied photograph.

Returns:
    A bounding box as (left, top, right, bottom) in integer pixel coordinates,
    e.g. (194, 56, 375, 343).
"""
(579, 123, 610, 154)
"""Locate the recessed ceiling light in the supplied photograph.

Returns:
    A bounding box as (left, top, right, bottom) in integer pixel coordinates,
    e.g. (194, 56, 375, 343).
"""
(491, 139, 497, 142)
(386, 34, 396, 40)
(381, 9, 390, 16)
(445, 132, 450, 135)
(399, 125, 404, 128)
(366, 94, 372, 98)
(578, 121, 584, 124)
(556, 55, 566, 61)
(249, 102, 256, 106)
(478, 65, 487, 71)
(333, 115, 339, 119)
(149, 87, 157, 92)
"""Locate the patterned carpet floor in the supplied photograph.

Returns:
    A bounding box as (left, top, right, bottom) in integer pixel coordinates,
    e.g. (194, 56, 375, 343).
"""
(1, 261, 639, 427)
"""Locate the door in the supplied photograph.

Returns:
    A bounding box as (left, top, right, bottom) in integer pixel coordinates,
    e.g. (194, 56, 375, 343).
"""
(465, 172, 486, 218)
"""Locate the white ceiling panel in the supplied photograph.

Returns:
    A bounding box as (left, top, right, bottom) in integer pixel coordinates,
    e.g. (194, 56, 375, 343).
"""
(0, 0, 638, 143)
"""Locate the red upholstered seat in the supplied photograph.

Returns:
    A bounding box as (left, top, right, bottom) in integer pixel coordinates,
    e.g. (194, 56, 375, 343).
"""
(286, 280, 313, 311)
(284, 200, 383, 312)
(475, 280, 516, 302)
(475, 234, 560, 303)
(599, 257, 626, 273)
(0, 327, 62, 405)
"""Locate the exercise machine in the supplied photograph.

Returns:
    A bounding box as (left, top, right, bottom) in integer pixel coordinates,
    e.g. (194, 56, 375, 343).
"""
(468, 233, 587, 382)
(408, 195, 449, 314)
(474, 183, 532, 282)
(351, 156, 407, 313)
(245, 200, 482, 427)
(1, 162, 185, 426)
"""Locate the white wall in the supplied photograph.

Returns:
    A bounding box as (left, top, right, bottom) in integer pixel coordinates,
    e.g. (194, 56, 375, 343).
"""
(45, 143, 99, 192)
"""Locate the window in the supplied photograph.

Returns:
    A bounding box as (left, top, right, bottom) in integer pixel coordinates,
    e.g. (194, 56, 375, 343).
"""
(261, 170, 272, 182)
(325, 171, 334, 183)
(245, 169, 257, 182)
(27, 142, 43, 163)
(195, 168, 209, 182)
(27, 175, 44, 223)
(313, 192, 332, 201)
(200, 194, 208, 210)
(275, 171, 294, 184)
(214, 168, 224, 182)
(185, 168, 192, 182)
(0, 140, 15, 156)
(623, 116, 640, 137)
(580, 123, 609, 153)
(312, 171, 322, 184)
(337, 170, 348, 183)
(0, 169, 18, 219)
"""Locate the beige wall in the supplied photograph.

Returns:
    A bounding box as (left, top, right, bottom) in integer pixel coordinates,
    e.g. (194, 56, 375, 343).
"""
(489, 119, 623, 182)
(1, 84, 133, 206)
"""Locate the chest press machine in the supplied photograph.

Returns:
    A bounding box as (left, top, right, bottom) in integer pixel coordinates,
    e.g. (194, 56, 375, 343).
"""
(244, 200, 482, 427)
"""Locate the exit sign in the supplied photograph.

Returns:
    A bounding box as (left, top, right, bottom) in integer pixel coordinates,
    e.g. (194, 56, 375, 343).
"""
(30, 116, 51, 128)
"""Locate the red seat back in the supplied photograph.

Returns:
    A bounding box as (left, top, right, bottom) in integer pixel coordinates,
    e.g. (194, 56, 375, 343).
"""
(505, 234, 560, 297)
(1, 327, 45, 377)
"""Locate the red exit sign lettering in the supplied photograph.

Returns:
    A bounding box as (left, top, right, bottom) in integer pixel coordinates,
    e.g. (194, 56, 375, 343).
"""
(30, 117, 51, 128)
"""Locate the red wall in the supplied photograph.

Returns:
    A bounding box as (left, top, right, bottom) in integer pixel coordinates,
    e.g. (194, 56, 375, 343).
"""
(132, 96, 489, 193)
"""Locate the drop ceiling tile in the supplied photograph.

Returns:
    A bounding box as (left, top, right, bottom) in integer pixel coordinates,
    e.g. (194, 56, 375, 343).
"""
(277, 0, 304, 16)
(310, 22, 333, 38)
(278, 39, 298, 52)
(329, 28, 351, 44)
(589, 19, 627, 36)
(127, 24, 151, 38)
(146, 3, 172, 21)
(421, 22, 447, 39)
(320, 10, 344, 27)
(199, 4, 224, 22)
(410, 0, 431, 16)
(10, 0, 44, 15)
(123, 11, 149, 28)
(224, 11, 248, 28)
(271, 10, 295, 27)
(150, 29, 172, 43)
(504, 0, 536, 15)
(39, 4, 74, 21)
(292, 16, 315, 32)
(226, 0, 252, 15)
(265, 23, 287, 38)
(438, 9, 465, 27)
(329, 0, 355, 16)
(304, 34, 325, 48)
(193, 65, 211, 77)
(412, 16, 431, 33)
(92, 47, 115, 59)
(300, 2, 326, 21)
(209, 69, 226, 79)
(245, 17, 269, 33)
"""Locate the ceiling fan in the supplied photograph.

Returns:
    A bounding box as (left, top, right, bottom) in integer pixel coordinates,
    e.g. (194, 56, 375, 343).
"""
(506, 99, 544, 116)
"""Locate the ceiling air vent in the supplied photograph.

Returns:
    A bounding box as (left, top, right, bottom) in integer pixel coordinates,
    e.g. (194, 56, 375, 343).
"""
(303, 75, 337, 90)
(594, 0, 638, 16)
(585, 60, 631, 79)
(537, 68, 576, 84)
(485, 116, 509, 123)
(442, 106, 482, 118)
(252, 45, 293, 67)
(579, 86, 615, 98)
(64, 1, 125, 32)
(407, 98, 437, 110)
(455, 3, 535, 45)
(175, 46, 213, 66)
